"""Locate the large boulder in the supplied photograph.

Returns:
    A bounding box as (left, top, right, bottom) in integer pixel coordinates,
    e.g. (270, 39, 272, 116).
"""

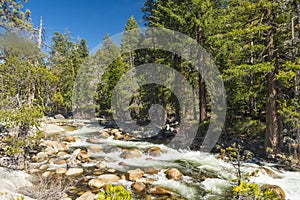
(147, 147, 162, 157)
(65, 168, 84, 176)
(97, 174, 120, 183)
(143, 167, 159, 175)
(120, 148, 142, 159)
(127, 168, 144, 181)
(56, 168, 67, 174)
(261, 184, 286, 199)
(132, 182, 146, 193)
(42, 124, 65, 134)
(32, 152, 48, 162)
(88, 179, 105, 189)
(89, 174, 120, 189)
(54, 114, 65, 120)
(0, 167, 32, 193)
(149, 187, 172, 195)
(164, 168, 183, 180)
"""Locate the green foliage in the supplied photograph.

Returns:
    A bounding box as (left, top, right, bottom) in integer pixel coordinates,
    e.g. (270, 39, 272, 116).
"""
(94, 34, 127, 116)
(49, 32, 89, 115)
(222, 144, 282, 199)
(0, 0, 32, 32)
(96, 184, 132, 200)
(0, 35, 56, 137)
(1, 130, 44, 156)
(232, 181, 281, 200)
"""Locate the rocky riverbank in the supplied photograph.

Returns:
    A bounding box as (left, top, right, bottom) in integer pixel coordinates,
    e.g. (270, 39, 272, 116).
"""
(1, 118, 300, 199)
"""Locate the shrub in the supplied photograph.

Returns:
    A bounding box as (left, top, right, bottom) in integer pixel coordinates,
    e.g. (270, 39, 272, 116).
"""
(97, 184, 132, 200)
(1, 130, 44, 156)
(19, 175, 73, 200)
(232, 181, 282, 200)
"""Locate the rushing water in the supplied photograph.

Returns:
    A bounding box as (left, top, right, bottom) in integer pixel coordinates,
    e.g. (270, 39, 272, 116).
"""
(56, 126, 300, 200)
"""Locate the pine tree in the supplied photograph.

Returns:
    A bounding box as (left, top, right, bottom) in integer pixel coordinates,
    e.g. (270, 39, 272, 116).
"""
(209, 0, 296, 151)
(49, 32, 89, 115)
(0, 0, 32, 32)
(94, 34, 126, 116)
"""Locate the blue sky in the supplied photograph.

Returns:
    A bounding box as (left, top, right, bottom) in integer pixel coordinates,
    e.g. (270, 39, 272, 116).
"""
(24, 0, 145, 50)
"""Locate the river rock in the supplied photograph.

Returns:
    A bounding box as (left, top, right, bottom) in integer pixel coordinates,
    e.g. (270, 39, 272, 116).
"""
(76, 191, 95, 200)
(55, 159, 67, 165)
(100, 131, 110, 138)
(39, 164, 49, 170)
(57, 151, 69, 157)
(44, 141, 67, 154)
(261, 166, 279, 179)
(111, 129, 120, 134)
(56, 168, 67, 174)
(165, 168, 183, 180)
(33, 152, 48, 162)
(114, 132, 124, 140)
(143, 167, 159, 175)
(88, 179, 105, 189)
(107, 168, 116, 173)
(135, 177, 156, 184)
(48, 158, 57, 164)
(123, 133, 131, 140)
(86, 137, 101, 144)
(120, 148, 143, 159)
(88, 145, 104, 153)
(148, 147, 162, 157)
(118, 161, 127, 166)
(64, 135, 76, 142)
(149, 187, 172, 195)
(96, 162, 107, 169)
(42, 124, 65, 134)
(261, 184, 286, 199)
(42, 171, 54, 178)
(121, 174, 126, 180)
(78, 150, 90, 162)
(28, 169, 40, 174)
(132, 182, 146, 193)
(54, 114, 65, 119)
(65, 168, 84, 176)
(45, 146, 57, 155)
(127, 168, 144, 181)
(97, 174, 120, 183)
(0, 167, 33, 198)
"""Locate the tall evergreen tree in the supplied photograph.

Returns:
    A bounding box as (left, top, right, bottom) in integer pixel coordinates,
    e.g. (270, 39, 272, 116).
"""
(95, 34, 126, 116)
(49, 32, 89, 115)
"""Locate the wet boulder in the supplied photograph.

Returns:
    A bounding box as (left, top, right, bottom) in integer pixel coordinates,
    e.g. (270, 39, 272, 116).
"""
(120, 148, 143, 159)
(127, 168, 144, 181)
(65, 168, 84, 176)
(165, 168, 183, 180)
(132, 182, 146, 193)
(261, 184, 286, 199)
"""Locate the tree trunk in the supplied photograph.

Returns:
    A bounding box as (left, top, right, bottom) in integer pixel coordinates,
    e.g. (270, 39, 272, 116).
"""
(265, 10, 280, 152)
(196, 26, 207, 122)
(266, 71, 279, 151)
(199, 73, 207, 122)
